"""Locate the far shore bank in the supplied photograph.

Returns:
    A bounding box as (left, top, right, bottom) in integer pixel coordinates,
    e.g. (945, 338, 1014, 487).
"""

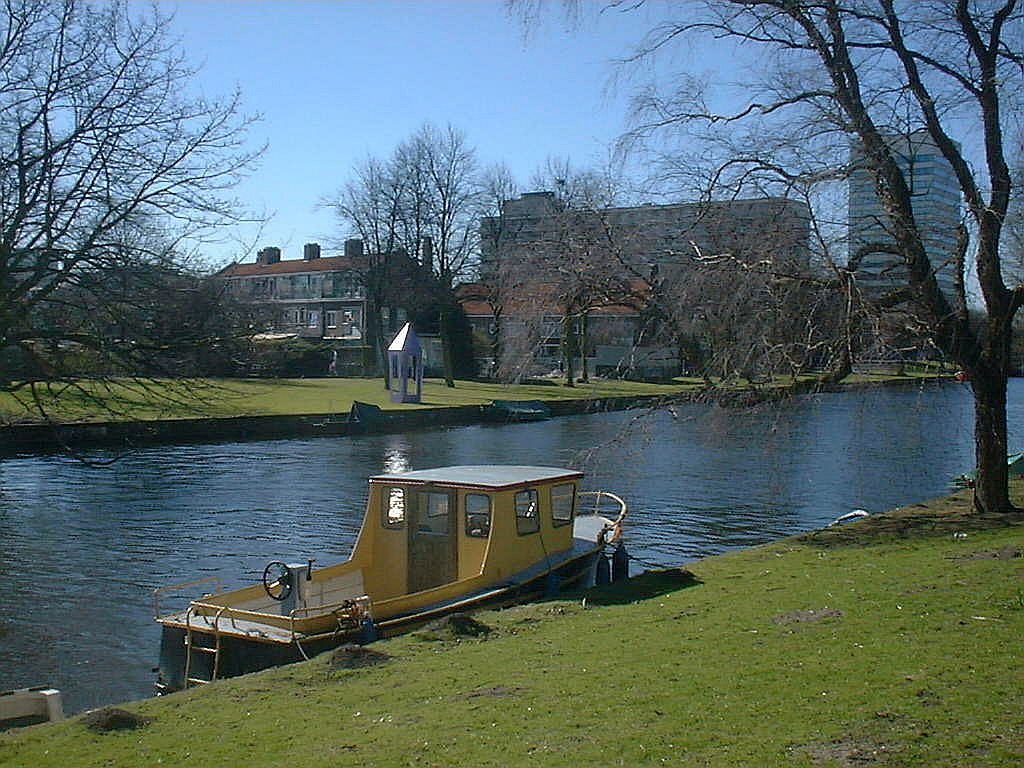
(0, 373, 955, 456)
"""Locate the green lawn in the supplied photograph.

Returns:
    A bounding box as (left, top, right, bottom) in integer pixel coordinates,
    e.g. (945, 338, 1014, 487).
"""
(0, 370, 953, 425)
(2, 485, 1020, 767)
(0, 377, 697, 424)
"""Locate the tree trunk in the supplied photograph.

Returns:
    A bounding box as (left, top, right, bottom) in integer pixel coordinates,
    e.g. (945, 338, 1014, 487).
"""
(490, 311, 502, 381)
(820, 345, 852, 386)
(561, 314, 576, 387)
(971, 364, 1014, 514)
(366, 298, 387, 383)
(579, 311, 589, 383)
(440, 305, 455, 388)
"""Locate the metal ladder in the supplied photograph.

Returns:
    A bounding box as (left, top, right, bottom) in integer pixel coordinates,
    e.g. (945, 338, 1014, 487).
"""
(183, 606, 226, 688)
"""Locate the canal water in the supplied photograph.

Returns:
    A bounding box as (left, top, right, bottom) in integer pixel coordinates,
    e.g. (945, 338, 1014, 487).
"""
(1, 381, 1020, 713)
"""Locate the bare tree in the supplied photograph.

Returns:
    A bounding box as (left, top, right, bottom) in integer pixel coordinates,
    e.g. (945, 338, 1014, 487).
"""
(329, 155, 410, 372)
(566, 0, 1022, 514)
(475, 162, 521, 373)
(0, 0, 260, 416)
(518, 159, 637, 384)
(414, 123, 480, 386)
(1008, 124, 1024, 279)
(329, 123, 481, 386)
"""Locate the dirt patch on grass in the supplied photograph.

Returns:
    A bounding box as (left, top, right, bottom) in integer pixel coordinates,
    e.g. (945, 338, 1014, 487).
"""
(499, 601, 584, 624)
(329, 644, 391, 670)
(457, 685, 523, 700)
(414, 613, 492, 641)
(954, 545, 1022, 560)
(773, 608, 844, 625)
(793, 737, 893, 765)
(80, 708, 152, 733)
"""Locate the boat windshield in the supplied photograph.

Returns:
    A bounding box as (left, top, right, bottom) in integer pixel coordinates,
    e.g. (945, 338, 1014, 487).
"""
(465, 493, 491, 538)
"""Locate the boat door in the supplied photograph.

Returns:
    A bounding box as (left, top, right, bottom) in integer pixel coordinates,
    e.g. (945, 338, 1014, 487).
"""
(407, 488, 457, 593)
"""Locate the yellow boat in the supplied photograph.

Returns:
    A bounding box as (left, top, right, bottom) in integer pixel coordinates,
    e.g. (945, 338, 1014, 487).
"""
(154, 465, 627, 692)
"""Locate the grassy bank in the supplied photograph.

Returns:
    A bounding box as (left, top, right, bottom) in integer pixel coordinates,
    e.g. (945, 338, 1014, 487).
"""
(2, 485, 1020, 767)
(0, 369, 952, 424)
(0, 377, 701, 424)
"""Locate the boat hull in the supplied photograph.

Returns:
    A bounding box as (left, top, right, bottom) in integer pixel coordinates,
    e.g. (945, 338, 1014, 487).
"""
(0, 688, 63, 730)
(156, 544, 604, 694)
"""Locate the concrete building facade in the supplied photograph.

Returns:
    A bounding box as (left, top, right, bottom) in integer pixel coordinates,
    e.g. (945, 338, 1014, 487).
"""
(475, 192, 811, 378)
(848, 131, 963, 300)
(480, 192, 810, 281)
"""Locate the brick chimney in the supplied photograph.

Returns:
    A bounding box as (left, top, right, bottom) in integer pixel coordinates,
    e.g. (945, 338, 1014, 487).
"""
(421, 236, 434, 273)
(344, 238, 364, 259)
(303, 242, 321, 261)
(256, 246, 281, 265)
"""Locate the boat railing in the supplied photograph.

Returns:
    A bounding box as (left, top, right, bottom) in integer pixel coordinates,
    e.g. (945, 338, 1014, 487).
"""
(153, 576, 223, 619)
(288, 595, 372, 634)
(183, 594, 373, 640)
(577, 490, 628, 542)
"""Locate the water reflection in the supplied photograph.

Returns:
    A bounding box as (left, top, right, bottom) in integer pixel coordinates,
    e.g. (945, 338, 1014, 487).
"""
(381, 436, 412, 474)
(0, 381, 1018, 713)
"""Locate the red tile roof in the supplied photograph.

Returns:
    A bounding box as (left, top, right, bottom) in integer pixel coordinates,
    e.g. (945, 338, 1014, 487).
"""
(461, 299, 495, 316)
(218, 255, 365, 278)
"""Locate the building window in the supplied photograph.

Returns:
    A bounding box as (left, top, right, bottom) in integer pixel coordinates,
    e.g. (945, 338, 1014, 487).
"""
(307, 310, 319, 329)
(551, 483, 575, 527)
(515, 489, 539, 535)
(382, 487, 405, 528)
(465, 493, 491, 538)
(326, 310, 338, 328)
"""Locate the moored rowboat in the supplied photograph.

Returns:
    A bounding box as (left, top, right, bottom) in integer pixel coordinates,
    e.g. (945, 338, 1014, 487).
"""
(0, 687, 64, 730)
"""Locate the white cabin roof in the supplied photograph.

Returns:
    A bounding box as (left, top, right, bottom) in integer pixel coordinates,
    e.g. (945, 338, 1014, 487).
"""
(369, 465, 583, 491)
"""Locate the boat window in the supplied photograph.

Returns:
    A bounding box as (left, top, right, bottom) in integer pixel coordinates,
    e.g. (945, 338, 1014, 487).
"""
(416, 491, 450, 535)
(426, 492, 448, 517)
(551, 483, 575, 526)
(382, 487, 405, 528)
(465, 493, 491, 538)
(515, 489, 539, 535)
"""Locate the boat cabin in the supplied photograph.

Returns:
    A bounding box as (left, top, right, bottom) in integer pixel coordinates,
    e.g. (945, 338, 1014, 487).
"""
(172, 466, 591, 634)
(356, 465, 583, 598)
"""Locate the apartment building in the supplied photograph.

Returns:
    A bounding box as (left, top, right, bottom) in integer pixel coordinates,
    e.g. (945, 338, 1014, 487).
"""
(475, 192, 810, 378)
(218, 241, 369, 343)
(848, 131, 963, 301)
(480, 192, 810, 282)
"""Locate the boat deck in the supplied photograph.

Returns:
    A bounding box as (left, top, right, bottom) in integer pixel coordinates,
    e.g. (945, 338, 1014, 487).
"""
(160, 523, 611, 644)
(160, 612, 302, 643)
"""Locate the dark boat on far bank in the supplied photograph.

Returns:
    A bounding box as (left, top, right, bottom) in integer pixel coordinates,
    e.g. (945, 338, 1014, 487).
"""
(482, 400, 551, 422)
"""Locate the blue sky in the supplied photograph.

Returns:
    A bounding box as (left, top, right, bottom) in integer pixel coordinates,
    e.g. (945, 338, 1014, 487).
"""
(158, 0, 690, 266)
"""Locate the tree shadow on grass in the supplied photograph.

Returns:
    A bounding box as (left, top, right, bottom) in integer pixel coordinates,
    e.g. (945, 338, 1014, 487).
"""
(574, 567, 703, 607)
